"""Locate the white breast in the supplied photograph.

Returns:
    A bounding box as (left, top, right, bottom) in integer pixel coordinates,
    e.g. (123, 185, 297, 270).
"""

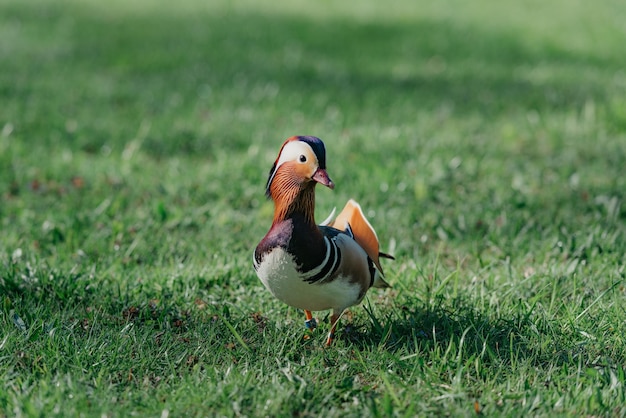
(255, 247, 361, 312)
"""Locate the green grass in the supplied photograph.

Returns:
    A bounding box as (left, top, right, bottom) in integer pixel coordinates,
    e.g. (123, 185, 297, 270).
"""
(2, 0, 626, 416)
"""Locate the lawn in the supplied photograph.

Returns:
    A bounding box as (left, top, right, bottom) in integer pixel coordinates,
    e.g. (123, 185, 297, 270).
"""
(1, 0, 626, 416)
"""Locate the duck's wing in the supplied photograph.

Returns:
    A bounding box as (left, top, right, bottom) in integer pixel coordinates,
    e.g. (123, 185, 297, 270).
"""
(326, 199, 393, 276)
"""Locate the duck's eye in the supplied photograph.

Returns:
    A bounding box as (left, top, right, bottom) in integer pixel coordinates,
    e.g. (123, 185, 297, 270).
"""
(299, 155, 307, 163)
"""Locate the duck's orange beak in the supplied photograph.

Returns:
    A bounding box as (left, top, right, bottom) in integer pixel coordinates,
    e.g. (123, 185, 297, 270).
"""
(312, 168, 334, 189)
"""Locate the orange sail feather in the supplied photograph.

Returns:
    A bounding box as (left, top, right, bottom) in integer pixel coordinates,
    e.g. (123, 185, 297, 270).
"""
(327, 199, 390, 276)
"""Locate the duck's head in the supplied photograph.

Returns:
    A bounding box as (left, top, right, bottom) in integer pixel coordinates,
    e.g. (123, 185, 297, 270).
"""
(266, 136, 334, 199)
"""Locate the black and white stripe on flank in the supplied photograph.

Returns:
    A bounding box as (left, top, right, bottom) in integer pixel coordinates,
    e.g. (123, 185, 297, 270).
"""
(302, 236, 341, 284)
(253, 253, 260, 271)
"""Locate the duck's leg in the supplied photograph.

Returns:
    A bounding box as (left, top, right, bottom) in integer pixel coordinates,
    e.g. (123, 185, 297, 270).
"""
(325, 310, 342, 346)
(304, 310, 317, 331)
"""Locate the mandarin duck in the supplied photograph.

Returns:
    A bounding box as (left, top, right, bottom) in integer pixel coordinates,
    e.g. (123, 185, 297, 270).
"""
(253, 136, 393, 346)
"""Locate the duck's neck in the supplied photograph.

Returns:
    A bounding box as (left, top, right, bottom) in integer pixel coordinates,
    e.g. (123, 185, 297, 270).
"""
(271, 183, 317, 227)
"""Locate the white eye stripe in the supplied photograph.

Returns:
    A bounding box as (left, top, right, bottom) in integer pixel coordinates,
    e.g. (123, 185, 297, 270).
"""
(276, 141, 316, 169)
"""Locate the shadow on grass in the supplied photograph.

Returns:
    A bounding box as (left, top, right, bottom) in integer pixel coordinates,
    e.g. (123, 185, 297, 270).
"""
(343, 295, 574, 369)
(0, 258, 607, 374)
